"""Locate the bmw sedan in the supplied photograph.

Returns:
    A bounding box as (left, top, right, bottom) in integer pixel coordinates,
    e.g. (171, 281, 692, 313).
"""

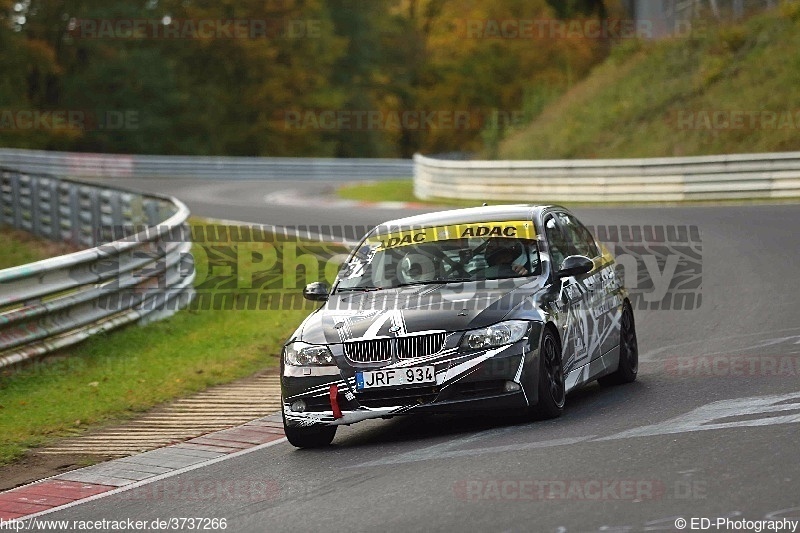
(281, 205, 638, 448)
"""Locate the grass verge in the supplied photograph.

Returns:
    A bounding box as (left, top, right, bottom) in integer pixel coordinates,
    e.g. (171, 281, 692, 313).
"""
(337, 179, 417, 203)
(498, 6, 800, 159)
(0, 219, 342, 465)
(0, 227, 80, 270)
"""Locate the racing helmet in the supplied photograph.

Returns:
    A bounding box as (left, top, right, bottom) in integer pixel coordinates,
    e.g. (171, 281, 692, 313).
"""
(485, 238, 523, 266)
(398, 252, 436, 283)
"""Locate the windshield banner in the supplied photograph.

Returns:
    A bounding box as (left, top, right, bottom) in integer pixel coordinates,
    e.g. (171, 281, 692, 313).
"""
(368, 220, 537, 250)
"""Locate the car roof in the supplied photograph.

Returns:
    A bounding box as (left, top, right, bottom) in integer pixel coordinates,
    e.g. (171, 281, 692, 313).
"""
(374, 204, 560, 231)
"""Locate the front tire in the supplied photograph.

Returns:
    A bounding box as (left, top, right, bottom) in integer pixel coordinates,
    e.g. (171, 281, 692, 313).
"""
(284, 422, 337, 448)
(282, 408, 337, 448)
(529, 327, 565, 419)
(598, 303, 638, 386)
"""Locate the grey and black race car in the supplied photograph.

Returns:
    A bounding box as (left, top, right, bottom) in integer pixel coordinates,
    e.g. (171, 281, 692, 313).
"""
(281, 205, 638, 448)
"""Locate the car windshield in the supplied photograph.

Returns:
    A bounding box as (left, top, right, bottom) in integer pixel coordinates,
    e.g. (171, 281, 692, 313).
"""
(335, 220, 542, 291)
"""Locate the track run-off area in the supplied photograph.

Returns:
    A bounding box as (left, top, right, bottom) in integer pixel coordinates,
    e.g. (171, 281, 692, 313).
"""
(14, 177, 800, 532)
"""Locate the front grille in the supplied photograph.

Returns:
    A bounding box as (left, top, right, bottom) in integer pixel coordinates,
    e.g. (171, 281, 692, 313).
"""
(397, 332, 446, 360)
(344, 339, 392, 363)
(356, 386, 439, 408)
(344, 332, 446, 363)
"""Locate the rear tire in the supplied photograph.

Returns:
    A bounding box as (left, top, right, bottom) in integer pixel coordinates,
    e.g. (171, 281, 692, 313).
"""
(598, 303, 638, 386)
(529, 327, 565, 420)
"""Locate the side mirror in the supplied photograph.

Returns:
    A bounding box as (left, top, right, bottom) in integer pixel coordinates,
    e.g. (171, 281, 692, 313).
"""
(557, 255, 593, 278)
(303, 282, 330, 301)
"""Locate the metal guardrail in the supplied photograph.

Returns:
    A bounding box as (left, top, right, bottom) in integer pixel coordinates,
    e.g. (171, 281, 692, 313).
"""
(0, 167, 195, 369)
(414, 152, 800, 202)
(0, 148, 413, 181)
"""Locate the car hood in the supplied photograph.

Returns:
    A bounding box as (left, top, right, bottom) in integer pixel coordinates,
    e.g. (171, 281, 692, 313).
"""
(297, 279, 542, 344)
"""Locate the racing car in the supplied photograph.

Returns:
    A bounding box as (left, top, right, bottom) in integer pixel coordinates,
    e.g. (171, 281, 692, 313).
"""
(281, 205, 638, 448)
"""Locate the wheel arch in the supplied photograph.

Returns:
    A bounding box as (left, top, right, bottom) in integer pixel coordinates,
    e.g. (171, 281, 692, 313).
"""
(542, 321, 562, 353)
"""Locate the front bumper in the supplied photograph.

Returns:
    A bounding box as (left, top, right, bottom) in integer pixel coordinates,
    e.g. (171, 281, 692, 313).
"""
(281, 335, 539, 428)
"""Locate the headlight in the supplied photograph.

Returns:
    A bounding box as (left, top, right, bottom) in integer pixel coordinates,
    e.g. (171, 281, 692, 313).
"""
(284, 341, 335, 366)
(460, 320, 529, 350)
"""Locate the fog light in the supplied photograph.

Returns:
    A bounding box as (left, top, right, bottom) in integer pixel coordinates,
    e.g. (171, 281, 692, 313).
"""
(290, 399, 307, 413)
(504, 381, 521, 392)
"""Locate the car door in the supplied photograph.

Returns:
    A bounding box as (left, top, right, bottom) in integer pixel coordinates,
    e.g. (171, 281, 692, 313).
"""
(555, 212, 620, 360)
(577, 215, 622, 359)
(543, 213, 594, 376)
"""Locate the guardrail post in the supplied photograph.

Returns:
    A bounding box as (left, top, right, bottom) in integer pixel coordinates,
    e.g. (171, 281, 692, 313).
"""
(144, 199, 160, 226)
(30, 176, 42, 238)
(82, 186, 101, 247)
(66, 182, 81, 246)
(47, 177, 60, 240)
(10, 172, 23, 229)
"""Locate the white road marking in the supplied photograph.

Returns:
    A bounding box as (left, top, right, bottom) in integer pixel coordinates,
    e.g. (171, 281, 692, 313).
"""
(638, 326, 800, 362)
(595, 391, 800, 440)
(352, 391, 800, 467)
(263, 190, 425, 212)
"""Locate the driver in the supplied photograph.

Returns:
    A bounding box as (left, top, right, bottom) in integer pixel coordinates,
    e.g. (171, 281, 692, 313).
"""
(398, 251, 436, 283)
(485, 238, 528, 275)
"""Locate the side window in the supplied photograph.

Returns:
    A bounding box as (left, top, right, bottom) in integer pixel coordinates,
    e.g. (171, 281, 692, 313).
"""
(575, 222, 600, 258)
(544, 215, 578, 268)
(555, 213, 599, 259)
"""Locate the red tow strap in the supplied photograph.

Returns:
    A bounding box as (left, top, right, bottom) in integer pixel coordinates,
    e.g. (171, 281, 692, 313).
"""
(330, 384, 343, 419)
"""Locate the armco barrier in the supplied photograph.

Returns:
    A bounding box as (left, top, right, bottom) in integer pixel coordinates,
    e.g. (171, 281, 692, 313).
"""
(413, 152, 800, 202)
(0, 148, 412, 181)
(0, 167, 195, 369)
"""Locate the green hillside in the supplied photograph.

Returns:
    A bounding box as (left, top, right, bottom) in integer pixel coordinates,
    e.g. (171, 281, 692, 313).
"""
(497, 4, 800, 160)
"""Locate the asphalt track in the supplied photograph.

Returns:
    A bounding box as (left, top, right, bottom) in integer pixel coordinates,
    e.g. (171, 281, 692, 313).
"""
(32, 178, 800, 532)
